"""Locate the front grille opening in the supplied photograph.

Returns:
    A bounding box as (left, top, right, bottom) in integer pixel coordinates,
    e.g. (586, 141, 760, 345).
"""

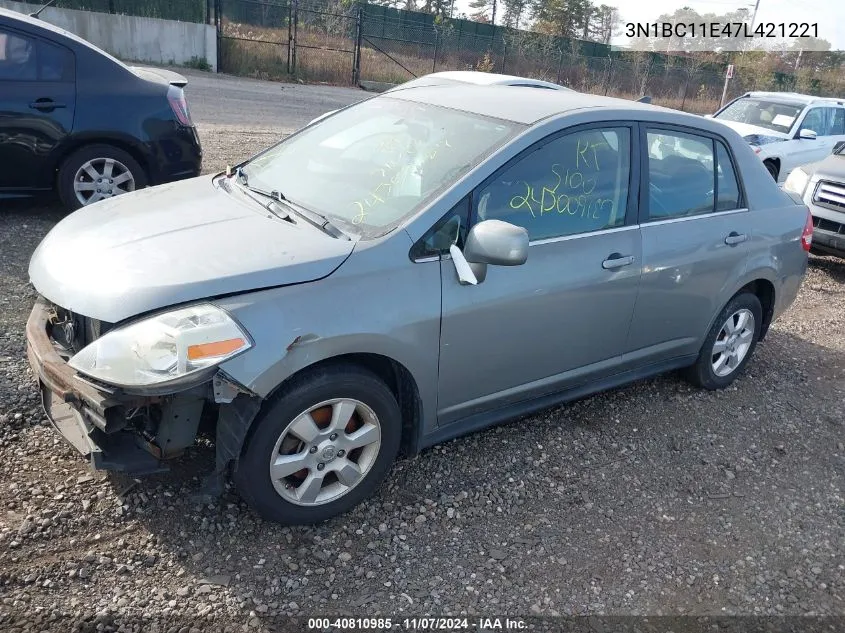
(49, 304, 114, 355)
(813, 216, 845, 235)
(814, 181, 845, 211)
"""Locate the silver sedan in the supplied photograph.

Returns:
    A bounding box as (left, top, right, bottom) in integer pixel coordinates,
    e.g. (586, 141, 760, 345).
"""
(26, 82, 810, 525)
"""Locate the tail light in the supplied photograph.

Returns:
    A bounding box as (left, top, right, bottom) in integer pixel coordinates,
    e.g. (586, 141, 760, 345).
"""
(167, 85, 193, 127)
(801, 208, 813, 252)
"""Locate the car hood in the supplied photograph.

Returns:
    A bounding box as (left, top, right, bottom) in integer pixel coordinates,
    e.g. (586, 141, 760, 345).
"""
(712, 119, 789, 143)
(29, 177, 355, 323)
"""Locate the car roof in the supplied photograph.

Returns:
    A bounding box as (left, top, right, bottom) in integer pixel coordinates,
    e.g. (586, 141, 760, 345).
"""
(1, 7, 75, 38)
(390, 71, 573, 94)
(0, 7, 128, 67)
(741, 91, 845, 106)
(388, 82, 670, 125)
(423, 70, 572, 90)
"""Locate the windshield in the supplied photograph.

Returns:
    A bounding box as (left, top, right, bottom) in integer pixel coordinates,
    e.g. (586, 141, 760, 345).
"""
(240, 97, 522, 236)
(715, 98, 803, 134)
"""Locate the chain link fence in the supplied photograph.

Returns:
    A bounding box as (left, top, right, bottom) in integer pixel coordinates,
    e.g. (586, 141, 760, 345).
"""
(38, 0, 842, 113)
(51, 0, 209, 23)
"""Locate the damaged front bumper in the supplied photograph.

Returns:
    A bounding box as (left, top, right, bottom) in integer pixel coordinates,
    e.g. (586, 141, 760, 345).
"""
(26, 297, 262, 481)
(26, 297, 172, 474)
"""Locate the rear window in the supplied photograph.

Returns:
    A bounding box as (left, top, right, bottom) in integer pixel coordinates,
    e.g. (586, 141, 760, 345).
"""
(0, 29, 74, 81)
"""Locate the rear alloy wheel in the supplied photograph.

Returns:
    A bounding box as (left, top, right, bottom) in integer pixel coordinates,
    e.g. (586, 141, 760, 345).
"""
(58, 145, 147, 210)
(234, 365, 401, 525)
(685, 293, 762, 390)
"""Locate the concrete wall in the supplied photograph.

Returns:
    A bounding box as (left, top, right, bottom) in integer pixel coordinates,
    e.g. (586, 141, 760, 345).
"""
(1, 1, 217, 71)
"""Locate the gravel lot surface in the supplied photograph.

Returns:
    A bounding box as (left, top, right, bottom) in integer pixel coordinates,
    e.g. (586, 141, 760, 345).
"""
(1, 71, 844, 631)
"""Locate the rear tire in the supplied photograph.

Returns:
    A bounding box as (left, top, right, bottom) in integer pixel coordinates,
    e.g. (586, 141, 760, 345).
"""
(685, 293, 762, 390)
(58, 144, 147, 210)
(234, 364, 401, 525)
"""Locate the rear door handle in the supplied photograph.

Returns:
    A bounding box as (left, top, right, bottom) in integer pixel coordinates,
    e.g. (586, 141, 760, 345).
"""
(602, 253, 635, 269)
(29, 99, 66, 111)
(724, 232, 748, 245)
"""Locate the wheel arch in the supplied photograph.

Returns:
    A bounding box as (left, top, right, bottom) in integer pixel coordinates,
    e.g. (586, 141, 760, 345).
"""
(235, 353, 424, 468)
(735, 278, 776, 340)
(707, 275, 776, 343)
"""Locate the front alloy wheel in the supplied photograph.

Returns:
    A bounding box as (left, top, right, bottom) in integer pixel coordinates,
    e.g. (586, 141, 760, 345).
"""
(235, 365, 401, 525)
(270, 399, 382, 506)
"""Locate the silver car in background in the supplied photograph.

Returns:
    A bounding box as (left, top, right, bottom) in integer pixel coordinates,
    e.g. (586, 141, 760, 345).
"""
(26, 85, 811, 525)
(307, 70, 574, 126)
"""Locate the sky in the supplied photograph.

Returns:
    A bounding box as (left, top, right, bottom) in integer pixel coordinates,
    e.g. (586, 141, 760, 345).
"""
(453, 0, 845, 51)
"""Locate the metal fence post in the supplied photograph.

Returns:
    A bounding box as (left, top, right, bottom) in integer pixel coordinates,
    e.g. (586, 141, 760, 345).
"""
(681, 74, 690, 111)
(604, 56, 612, 95)
(432, 27, 439, 73)
(290, 0, 298, 75)
(499, 34, 506, 74)
(287, 0, 293, 74)
(353, 5, 363, 85)
(215, 0, 222, 73)
(556, 50, 563, 84)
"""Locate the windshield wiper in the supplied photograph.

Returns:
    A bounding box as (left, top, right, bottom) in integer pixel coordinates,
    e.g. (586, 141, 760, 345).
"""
(231, 174, 349, 240)
(287, 202, 350, 240)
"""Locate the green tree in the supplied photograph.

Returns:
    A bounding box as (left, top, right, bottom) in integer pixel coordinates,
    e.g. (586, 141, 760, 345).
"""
(531, 0, 594, 39)
(468, 0, 498, 23)
(501, 0, 531, 29)
(588, 4, 619, 44)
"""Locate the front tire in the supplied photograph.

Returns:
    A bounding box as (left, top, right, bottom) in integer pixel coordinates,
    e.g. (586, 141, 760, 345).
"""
(685, 293, 762, 390)
(234, 365, 401, 525)
(58, 144, 147, 210)
(764, 160, 779, 181)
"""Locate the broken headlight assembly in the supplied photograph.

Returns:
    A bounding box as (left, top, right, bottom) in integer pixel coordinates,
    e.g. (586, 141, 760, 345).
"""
(68, 303, 252, 392)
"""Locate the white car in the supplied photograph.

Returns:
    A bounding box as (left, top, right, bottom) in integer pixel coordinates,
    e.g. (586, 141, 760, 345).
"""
(308, 71, 574, 126)
(711, 91, 845, 184)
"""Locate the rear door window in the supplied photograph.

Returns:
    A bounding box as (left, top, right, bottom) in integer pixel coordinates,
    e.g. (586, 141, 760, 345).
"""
(645, 129, 744, 220)
(646, 130, 714, 220)
(38, 39, 75, 82)
(0, 29, 37, 80)
(0, 29, 74, 82)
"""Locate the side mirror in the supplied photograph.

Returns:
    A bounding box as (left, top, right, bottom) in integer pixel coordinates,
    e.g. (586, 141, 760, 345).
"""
(799, 128, 818, 140)
(450, 220, 528, 285)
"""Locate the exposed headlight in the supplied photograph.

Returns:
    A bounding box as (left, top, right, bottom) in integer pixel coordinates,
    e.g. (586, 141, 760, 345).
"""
(783, 168, 811, 197)
(68, 304, 252, 390)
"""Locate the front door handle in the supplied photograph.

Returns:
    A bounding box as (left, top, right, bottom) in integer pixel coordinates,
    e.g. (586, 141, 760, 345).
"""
(724, 232, 748, 246)
(29, 99, 66, 111)
(602, 253, 635, 269)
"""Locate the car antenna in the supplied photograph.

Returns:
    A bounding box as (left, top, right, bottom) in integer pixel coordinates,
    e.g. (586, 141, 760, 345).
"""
(29, 0, 59, 19)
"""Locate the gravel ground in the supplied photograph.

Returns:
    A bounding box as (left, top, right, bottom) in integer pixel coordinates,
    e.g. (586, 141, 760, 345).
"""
(1, 72, 845, 631)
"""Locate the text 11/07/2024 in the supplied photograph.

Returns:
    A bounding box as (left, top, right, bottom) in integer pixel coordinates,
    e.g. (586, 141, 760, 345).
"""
(306, 617, 527, 630)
